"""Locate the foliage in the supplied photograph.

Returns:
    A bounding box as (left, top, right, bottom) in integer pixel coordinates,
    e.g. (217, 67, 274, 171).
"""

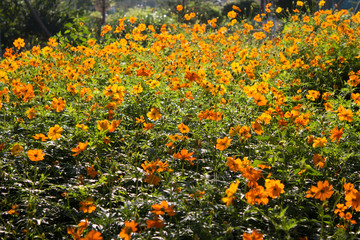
(0, 0, 82, 52)
(1, 3, 360, 240)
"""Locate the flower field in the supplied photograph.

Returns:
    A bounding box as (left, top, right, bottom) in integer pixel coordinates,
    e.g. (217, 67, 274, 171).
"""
(1, 3, 360, 239)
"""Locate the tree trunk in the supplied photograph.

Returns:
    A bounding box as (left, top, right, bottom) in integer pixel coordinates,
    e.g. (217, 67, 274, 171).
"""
(23, 0, 51, 38)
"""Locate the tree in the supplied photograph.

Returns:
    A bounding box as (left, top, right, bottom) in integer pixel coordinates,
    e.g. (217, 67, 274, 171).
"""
(0, 0, 82, 52)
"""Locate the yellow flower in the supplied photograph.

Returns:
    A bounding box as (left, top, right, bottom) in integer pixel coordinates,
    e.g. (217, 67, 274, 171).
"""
(297, 1, 304, 6)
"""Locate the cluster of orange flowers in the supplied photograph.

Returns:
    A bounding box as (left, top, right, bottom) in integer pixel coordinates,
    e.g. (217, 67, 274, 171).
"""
(141, 159, 172, 185)
(2, 3, 360, 239)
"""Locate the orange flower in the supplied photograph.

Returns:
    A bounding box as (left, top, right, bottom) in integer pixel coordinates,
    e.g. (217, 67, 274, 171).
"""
(227, 10, 237, 19)
(144, 174, 161, 185)
(48, 38, 58, 47)
(243, 230, 263, 240)
(33, 133, 48, 141)
(13, 38, 25, 49)
(87, 165, 98, 178)
(245, 186, 269, 205)
(147, 108, 161, 121)
(177, 123, 190, 133)
(176, 5, 183, 11)
(143, 122, 154, 131)
(151, 200, 175, 216)
(26, 107, 37, 119)
(48, 124, 63, 140)
(81, 230, 103, 240)
(27, 149, 45, 161)
(173, 149, 196, 165)
(337, 106, 353, 122)
(51, 97, 66, 112)
(306, 180, 334, 201)
(313, 154, 326, 168)
(251, 121, 263, 135)
(216, 136, 231, 151)
(345, 189, 360, 211)
(119, 221, 138, 240)
(97, 120, 109, 131)
(79, 197, 96, 213)
(330, 126, 343, 144)
(71, 141, 88, 156)
(146, 216, 164, 229)
(265, 179, 284, 199)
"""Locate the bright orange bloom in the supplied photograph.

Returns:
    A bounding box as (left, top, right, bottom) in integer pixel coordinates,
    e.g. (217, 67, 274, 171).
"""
(26, 107, 37, 119)
(97, 120, 109, 131)
(81, 230, 103, 240)
(147, 108, 161, 121)
(227, 10, 237, 19)
(178, 123, 190, 133)
(33, 133, 48, 141)
(48, 124, 63, 140)
(337, 106, 353, 122)
(253, 93, 267, 106)
(79, 197, 96, 213)
(265, 179, 284, 199)
(176, 5, 183, 11)
(351, 93, 360, 105)
(242, 166, 262, 188)
(306, 180, 334, 201)
(245, 186, 269, 205)
(216, 136, 231, 151)
(51, 97, 66, 112)
(109, 120, 120, 132)
(330, 126, 343, 144)
(243, 230, 263, 240)
(173, 149, 196, 165)
(48, 38, 58, 47)
(119, 221, 138, 240)
(71, 141, 88, 156)
(13, 38, 25, 49)
(151, 200, 175, 216)
(345, 189, 360, 211)
(27, 149, 45, 161)
(143, 122, 154, 131)
(306, 90, 320, 101)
